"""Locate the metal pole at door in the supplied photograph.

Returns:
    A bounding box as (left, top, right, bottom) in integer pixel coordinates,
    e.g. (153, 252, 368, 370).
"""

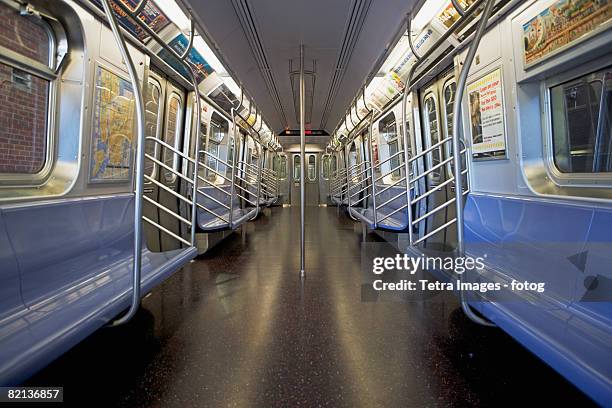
(299, 44, 306, 278)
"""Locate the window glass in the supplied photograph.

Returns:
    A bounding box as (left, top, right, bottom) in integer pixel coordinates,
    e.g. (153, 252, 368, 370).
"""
(274, 155, 287, 179)
(331, 155, 337, 173)
(322, 155, 331, 180)
(389, 140, 401, 179)
(163, 94, 182, 181)
(209, 120, 225, 143)
(226, 137, 235, 180)
(293, 155, 300, 181)
(0, 3, 52, 175)
(144, 78, 161, 177)
(382, 120, 397, 142)
(424, 95, 441, 168)
(443, 82, 456, 139)
(0, 62, 50, 174)
(551, 67, 612, 173)
(308, 154, 316, 181)
(0, 3, 50, 65)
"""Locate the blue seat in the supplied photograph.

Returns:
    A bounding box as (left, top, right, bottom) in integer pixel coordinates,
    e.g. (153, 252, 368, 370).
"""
(463, 194, 612, 405)
(0, 195, 196, 385)
(348, 184, 411, 231)
(196, 185, 257, 232)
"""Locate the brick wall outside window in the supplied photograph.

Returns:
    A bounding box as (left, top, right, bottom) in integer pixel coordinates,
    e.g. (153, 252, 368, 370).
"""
(0, 3, 51, 174)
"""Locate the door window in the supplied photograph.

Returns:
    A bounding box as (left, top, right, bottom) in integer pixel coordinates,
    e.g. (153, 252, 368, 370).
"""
(308, 154, 316, 181)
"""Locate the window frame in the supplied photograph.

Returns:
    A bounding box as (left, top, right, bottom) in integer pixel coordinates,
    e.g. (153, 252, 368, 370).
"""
(144, 76, 164, 179)
(293, 154, 301, 181)
(307, 153, 317, 181)
(544, 63, 612, 188)
(163, 91, 184, 183)
(321, 154, 331, 180)
(0, 1, 58, 185)
(273, 153, 288, 180)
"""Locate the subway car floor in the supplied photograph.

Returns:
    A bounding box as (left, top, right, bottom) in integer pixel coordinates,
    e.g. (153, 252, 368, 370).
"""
(26, 207, 594, 407)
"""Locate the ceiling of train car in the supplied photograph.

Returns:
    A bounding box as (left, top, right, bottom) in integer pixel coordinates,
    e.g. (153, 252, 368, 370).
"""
(183, 0, 417, 141)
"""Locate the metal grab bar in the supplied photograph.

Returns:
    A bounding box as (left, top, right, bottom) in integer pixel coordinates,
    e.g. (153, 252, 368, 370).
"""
(199, 150, 233, 168)
(409, 148, 467, 183)
(408, 136, 452, 164)
(374, 150, 405, 168)
(143, 216, 191, 247)
(145, 154, 194, 185)
(195, 202, 230, 224)
(377, 203, 409, 223)
(198, 162, 232, 184)
(101, 0, 146, 327)
(377, 190, 406, 209)
(145, 135, 195, 165)
(196, 188, 231, 211)
(143, 195, 192, 226)
(196, 174, 232, 196)
(375, 176, 407, 197)
(375, 163, 405, 183)
(349, 184, 371, 199)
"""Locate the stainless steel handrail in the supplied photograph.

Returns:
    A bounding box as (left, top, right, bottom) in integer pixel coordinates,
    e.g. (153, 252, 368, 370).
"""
(375, 176, 407, 196)
(453, 0, 497, 326)
(199, 150, 233, 168)
(101, 0, 145, 327)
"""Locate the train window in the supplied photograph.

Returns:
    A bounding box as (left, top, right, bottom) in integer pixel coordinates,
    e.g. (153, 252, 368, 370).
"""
(273, 154, 287, 179)
(144, 78, 162, 178)
(443, 82, 456, 139)
(380, 114, 401, 180)
(322, 155, 331, 180)
(551, 67, 612, 173)
(0, 2, 54, 176)
(206, 118, 226, 180)
(163, 93, 182, 182)
(423, 94, 442, 171)
(331, 155, 337, 174)
(308, 154, 316, 181)
(293, 155, 300, 181)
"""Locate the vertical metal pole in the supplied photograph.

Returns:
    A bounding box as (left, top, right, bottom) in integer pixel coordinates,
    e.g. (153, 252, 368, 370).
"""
(101, 0, 145, 326)
(188, 66, 201, 246)
(401, 86, 414, 245)
(229, 108, 238, 228)
(453, 0, 496, 327)
(366, 112, 377, 227)
(299, 44, 306, 278)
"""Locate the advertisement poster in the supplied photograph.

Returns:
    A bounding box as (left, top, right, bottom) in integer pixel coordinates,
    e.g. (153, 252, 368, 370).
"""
(466, 68, 506, 159)
(91, 0, 170, 42)
(522, 0, 612, 67)
(435, 0, 476, 29)
(158, 34, 214, 83)
(89, 66, 135, 182)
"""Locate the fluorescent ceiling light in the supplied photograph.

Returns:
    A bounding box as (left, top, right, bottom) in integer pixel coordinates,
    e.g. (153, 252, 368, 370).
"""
(156, 0, 190, 32)
(412, 0, 447, 31)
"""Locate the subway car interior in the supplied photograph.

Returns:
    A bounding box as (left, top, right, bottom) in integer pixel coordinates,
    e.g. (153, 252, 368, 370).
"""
(0, 0, 611, 406)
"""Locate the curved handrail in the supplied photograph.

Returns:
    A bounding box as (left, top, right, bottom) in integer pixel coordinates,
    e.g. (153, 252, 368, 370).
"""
(101, 0, 145, 327)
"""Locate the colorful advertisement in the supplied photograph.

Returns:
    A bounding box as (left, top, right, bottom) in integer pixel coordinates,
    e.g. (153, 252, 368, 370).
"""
(466, 68, 506, 159)
(90, 66, 136, 182)
(158, 34, 214, 83)
(91, 0, 170, 42)
(522, 0, 612, 67)
(436, 0, 476, 29)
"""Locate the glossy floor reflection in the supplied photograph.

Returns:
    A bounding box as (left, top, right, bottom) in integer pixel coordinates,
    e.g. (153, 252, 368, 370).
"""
(27, 207, 595, 407)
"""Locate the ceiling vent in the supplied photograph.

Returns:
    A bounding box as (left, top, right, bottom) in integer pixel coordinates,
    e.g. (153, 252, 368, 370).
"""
(319, 0, 372, 129)
(231, 0, 288, 127)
